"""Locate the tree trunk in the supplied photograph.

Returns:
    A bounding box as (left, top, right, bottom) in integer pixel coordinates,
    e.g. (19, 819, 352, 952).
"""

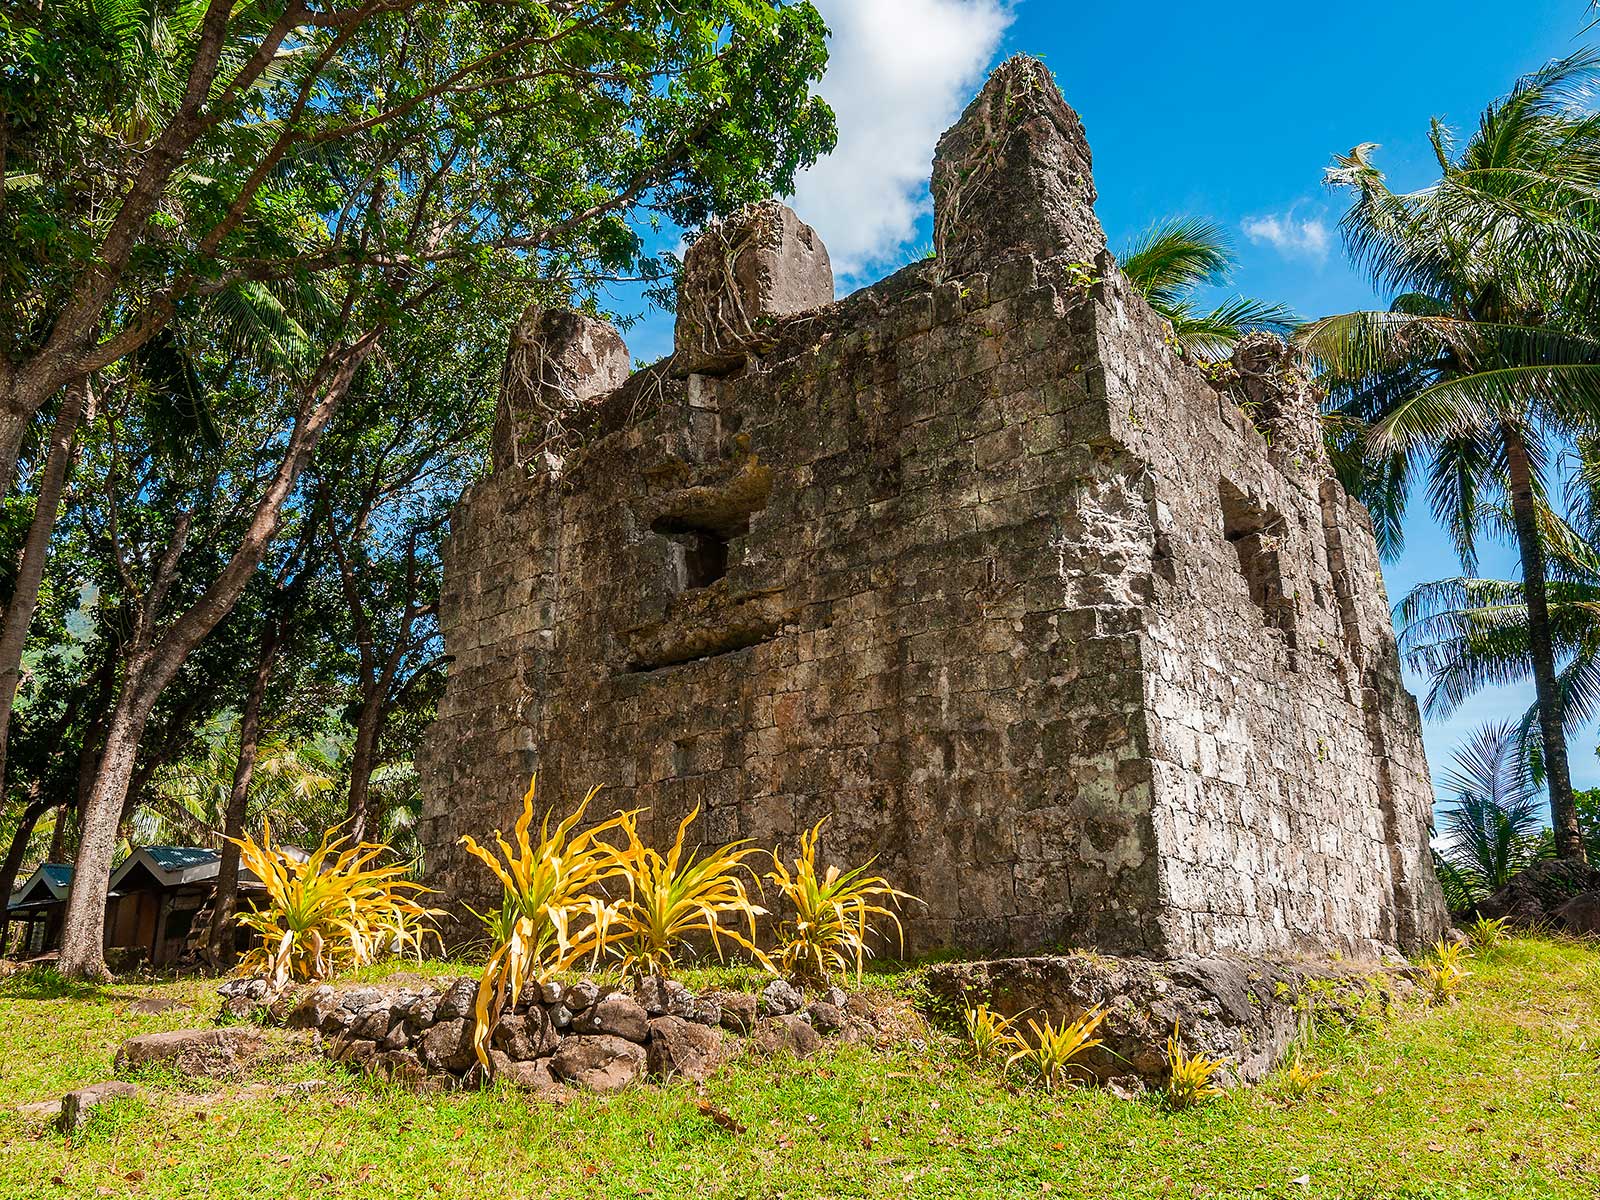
(56, 668, 156, 979)
(1503, 423, 1587, 863)
(344, 692, 385, 844)
(0, 359, 58, 504)
(54, 335, 380, 979)
(199, 632, 280, 967)
(0, 377, 89, 796)
(0, 405, 31, 512)
(47, 797, 71, 862)
(0, 789, 50, 956)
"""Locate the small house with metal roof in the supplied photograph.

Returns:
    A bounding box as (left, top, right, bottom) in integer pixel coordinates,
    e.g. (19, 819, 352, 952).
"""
(5, 862, 74, 957)
(6, 846, 271, 966)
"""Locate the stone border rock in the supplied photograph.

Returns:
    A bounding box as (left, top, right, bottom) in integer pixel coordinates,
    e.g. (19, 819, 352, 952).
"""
(233, 974, 896, 1094)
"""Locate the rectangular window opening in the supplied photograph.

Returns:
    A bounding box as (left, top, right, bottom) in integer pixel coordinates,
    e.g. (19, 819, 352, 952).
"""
(653, 517, 744, 591)
(1219, 480, 1297, 650)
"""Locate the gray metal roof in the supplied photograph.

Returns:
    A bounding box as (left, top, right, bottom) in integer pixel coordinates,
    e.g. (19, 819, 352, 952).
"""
(8, 845, 284, 913)
(143, 846, 221, 873)
(7, 862, 73, 911)
(108, 846, 222, 892)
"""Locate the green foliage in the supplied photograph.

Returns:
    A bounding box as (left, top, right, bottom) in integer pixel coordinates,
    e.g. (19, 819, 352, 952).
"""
(1557, 785, 1600, 862)
(0, 5, 840, 914)
(137, 715, 336, 846)
(1119, 218, 1296, 359)
(1398, 495, 1600, 781)
(1303, 48, 1600, 861)
(3, 1, 837, 366)
(1427, 722, 1550, 909)
(1306, 49, 1600, 565)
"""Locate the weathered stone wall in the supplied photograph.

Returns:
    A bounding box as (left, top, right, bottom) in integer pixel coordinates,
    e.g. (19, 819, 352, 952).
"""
(417, 56, 1447, 960)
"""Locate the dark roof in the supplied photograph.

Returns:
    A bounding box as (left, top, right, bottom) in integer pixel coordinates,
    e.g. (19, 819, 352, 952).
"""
(109, 846, 223, 892)
(9, 845, 285, 914)
(40, 863, 72, 890)
(144, 846, 221, 872)
(8, 862, 73, 911)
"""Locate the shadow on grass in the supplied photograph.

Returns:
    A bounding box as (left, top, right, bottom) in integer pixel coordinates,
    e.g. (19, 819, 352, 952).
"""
(0, 964, 107, 1002)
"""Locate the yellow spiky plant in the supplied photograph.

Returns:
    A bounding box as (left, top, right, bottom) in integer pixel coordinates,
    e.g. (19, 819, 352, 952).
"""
(458, 777, 632, 1068)
(230, 822, 439, 989)
(595, 805, 771, 981)
(1277, 1052, 1331, 1099)
(1422, 937, 1471, 1005)
(963, 1002, 1025, 1065)
(765, 816, 918, 984)
(1467, 915, 1510, 953)
(1006, 1007, 1110, 1092)
(1165, 1022, 1228, 1109)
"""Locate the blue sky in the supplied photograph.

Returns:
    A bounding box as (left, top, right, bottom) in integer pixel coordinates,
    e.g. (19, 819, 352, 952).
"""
(612, 0, 1599, 799)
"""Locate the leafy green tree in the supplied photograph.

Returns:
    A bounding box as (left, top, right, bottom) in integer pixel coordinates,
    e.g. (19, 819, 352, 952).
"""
(0, 379, 92, 808)
(1119, 218, 1295, 359)
(47, 2, 835, 980)
(0, 1, 835, 501)
(190, 509, 338, 964)
(1302, 51, 1600, 864)
(1571, 787, 1600, 861)
(311, 287, 505, 843)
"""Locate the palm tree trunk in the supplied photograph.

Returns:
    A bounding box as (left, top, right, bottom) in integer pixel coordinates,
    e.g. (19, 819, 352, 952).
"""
(1503, 423, 1587, 863)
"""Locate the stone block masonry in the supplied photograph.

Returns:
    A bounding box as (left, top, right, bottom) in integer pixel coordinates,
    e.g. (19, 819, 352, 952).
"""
(417, 55, 1448, 961)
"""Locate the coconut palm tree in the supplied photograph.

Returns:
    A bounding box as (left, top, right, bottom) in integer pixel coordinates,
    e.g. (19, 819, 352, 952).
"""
(1432, 721, 1549, 910)
(1120, 218, 1296, 359)
(135, 717, 338, 852)
(1302, 50, 1600, 863)
(1398, 490, 1600, 754)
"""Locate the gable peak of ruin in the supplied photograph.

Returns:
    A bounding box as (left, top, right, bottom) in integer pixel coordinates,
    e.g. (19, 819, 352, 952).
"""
(932, 55, 1105, 276)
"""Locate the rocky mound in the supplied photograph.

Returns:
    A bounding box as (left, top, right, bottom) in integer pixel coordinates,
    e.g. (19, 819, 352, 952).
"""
(924, 952, 1405, 1091)
(1476, 860, 1600, 928)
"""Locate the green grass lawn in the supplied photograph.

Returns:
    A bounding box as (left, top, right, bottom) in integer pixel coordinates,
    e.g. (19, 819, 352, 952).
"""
(2, 936, 1596, 1199)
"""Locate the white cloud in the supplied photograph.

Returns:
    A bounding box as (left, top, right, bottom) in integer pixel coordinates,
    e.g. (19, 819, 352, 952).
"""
(789, 0, 1013, 284)
(1242, 212, 1332, 264)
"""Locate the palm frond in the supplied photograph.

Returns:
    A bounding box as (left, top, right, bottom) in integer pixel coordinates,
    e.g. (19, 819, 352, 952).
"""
(1120, 218, 1233, 311)
(1434, 720, 1547, 898)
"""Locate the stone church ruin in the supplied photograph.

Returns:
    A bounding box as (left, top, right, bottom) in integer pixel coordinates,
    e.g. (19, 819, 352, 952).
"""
(417, 58, 1447, 961)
